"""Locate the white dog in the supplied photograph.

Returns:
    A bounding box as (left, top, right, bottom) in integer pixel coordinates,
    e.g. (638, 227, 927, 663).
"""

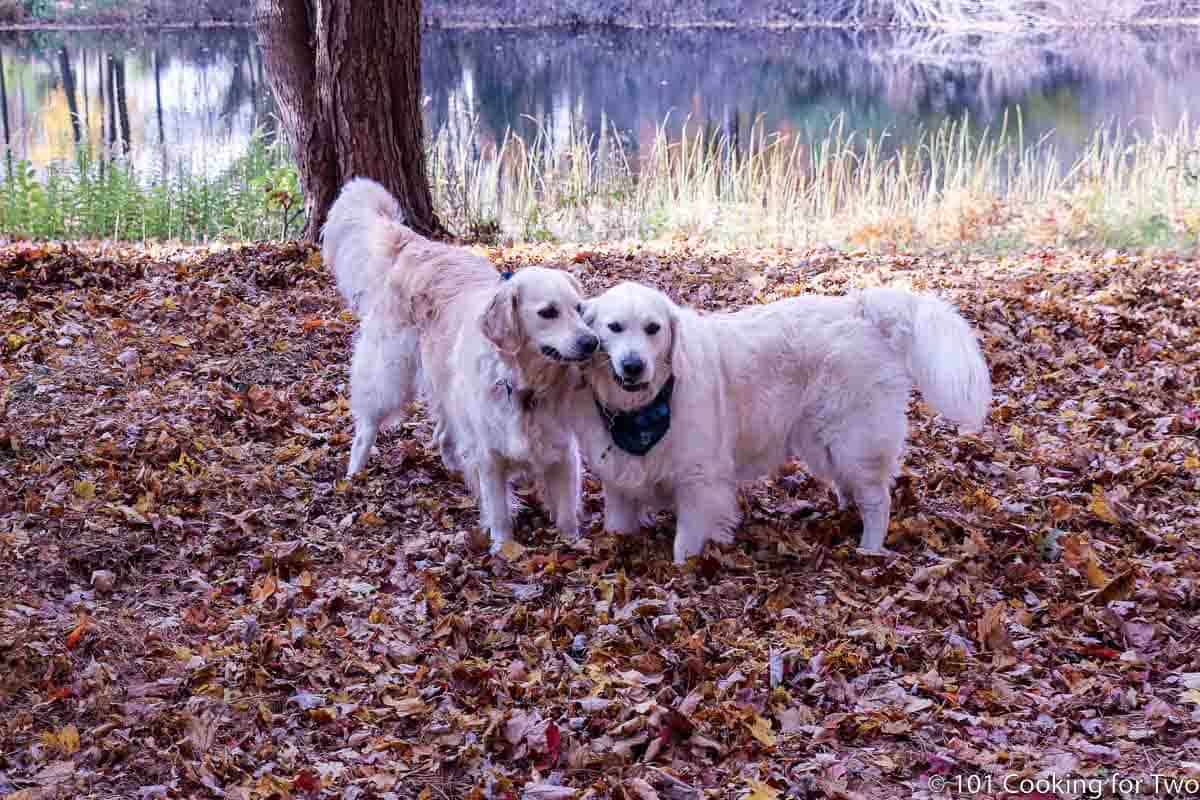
(322, 178, 598, 551)
(570, 282, 991, 563)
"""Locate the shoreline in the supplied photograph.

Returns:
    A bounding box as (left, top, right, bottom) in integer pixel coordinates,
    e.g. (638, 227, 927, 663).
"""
(0, 17, 1197, 33)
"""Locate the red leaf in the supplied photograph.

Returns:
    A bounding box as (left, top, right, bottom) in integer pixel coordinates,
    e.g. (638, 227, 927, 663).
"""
(45, 683, 73, 700)
(1082, 645, 1120, 660)
(293, 769, 321, 793)
(544, 721, 561, 765)
(65, 612, 91, 650)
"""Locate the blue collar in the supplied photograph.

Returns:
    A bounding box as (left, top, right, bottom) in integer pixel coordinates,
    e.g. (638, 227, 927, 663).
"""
(595, 375, 675, 456)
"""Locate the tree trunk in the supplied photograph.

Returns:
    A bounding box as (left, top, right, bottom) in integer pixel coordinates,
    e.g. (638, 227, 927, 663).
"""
(255, 0, 445, 241)
(315, 0, 443, 237)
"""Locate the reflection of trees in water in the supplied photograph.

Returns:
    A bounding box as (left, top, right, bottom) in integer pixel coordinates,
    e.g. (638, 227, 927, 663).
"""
(0, 49, 10, 179)
(1, 24, 1198, 173)
(0, 28, 276, 166)
(422, 27, 1200, 159)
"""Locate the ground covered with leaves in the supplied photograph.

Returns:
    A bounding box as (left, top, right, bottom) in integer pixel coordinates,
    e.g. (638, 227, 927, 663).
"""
(1, 240, 1199, 800)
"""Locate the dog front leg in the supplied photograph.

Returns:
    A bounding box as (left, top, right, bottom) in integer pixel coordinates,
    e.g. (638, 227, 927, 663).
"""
(672, 481, 740, 564)
(478, 457, 513, 553)
(852, 482, 894, 554)
(543, 450, 581, 541)
(603, 485, 641, 536)
(347, 419, 380, 478)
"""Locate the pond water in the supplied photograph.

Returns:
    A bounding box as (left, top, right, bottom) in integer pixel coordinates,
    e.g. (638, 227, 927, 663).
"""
(1, 25, 1198, 176)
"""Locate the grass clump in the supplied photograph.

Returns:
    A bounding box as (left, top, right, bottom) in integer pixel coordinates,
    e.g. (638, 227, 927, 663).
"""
(429, 111, 1200, 251)
(0, 130, 299, 242)
(3, 113, 1199, 252)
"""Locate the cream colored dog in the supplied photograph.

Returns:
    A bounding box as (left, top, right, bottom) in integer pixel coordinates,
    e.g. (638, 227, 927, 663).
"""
(322, 178, 597, 551)
(571, 281, 991, 563)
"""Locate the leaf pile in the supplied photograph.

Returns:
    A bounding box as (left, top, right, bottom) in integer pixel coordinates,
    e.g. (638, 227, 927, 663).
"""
(2, 240, 1199, 799)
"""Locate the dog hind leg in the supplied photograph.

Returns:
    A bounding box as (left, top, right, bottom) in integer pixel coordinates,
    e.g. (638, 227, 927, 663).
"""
(829, 434, 900, 553)
(346, 323, 421, 476)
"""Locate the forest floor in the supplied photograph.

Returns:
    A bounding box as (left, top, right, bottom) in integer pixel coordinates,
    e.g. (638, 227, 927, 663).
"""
(1, 240, 1198, 800)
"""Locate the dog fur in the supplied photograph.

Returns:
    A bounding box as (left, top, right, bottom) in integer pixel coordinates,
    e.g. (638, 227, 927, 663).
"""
(322, 177, 598, 551)
(571, 281, 992, 563)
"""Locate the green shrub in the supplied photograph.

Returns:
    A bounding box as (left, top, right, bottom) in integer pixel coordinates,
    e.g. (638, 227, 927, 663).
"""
(0, 130, 301, 242)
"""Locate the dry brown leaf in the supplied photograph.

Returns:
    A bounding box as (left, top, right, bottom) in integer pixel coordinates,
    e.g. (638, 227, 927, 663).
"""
(744, 713, 777, 747)
(625, 778, 660, 800)
(977, 601, 1012, 652)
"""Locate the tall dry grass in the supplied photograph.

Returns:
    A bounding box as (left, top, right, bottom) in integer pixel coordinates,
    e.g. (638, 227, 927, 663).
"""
(830, 0, 1198, 29)
(428, 111, 1200, 250)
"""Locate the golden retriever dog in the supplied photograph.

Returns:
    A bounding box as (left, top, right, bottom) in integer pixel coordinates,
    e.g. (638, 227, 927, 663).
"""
(571, 282, 991, 563)
(322, 178, 598, 552)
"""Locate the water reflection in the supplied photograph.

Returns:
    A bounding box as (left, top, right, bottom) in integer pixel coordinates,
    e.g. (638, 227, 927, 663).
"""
(0, 29, 270, 177)
(1, 25, 1198, 176)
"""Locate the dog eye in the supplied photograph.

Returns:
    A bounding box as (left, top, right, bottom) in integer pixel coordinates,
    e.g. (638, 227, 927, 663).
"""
(538, 306, 559, 319)
(575, 303, 583, 314)
(645, 323, 661, 335)
(608, 322, 623, 333)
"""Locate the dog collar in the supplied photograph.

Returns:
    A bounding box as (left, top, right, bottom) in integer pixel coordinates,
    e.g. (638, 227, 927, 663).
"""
(595, 375, 674, 456)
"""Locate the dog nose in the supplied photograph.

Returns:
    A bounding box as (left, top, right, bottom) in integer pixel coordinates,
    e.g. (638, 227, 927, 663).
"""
(577, 334, 598, 355)
(620, 355, 645, 378)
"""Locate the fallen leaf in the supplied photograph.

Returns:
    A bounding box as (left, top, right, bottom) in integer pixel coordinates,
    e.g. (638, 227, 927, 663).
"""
(626, 778, 660, 800)
(521, 782, 577, 799)
(65, 612, 91, 649)
(977, 601, 1011, 652)
(1087, 484, 1121, 525)
(743, 778, 781, 800)
(744, 713, 776, 747)
(1093, 569, 1136, 605)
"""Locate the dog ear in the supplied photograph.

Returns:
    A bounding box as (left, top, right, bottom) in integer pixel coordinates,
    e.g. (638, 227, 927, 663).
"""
(580, 299, 596, 327)
(564, 271, 585, 299)
(481, 281, 523, 355)
(664, 294, 689, 379)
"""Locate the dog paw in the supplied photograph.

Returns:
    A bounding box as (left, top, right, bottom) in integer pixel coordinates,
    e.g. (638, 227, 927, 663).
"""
(855, 546, 900, 559)
(487, 529, 515, 555)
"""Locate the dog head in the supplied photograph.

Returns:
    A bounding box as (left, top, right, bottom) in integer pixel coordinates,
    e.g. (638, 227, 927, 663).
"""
(481, 267, 597, 363)
(583, 282, 682, 409)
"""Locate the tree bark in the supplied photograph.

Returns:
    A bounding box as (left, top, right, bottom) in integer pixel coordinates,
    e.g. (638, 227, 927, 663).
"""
(256, 0, 339, 241)
(255, 0, 444, 241)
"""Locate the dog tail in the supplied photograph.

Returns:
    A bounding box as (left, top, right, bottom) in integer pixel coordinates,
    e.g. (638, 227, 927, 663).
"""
(858, 287, 992, 431)
(321, 177, 411, 314)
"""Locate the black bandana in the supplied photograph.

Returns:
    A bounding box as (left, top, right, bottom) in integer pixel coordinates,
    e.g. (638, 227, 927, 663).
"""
(595, 376, 675, 456)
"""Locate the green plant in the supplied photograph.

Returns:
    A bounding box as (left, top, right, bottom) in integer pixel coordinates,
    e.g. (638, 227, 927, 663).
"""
(0, 130, 301, 242)
(21, 0, 51, 20)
